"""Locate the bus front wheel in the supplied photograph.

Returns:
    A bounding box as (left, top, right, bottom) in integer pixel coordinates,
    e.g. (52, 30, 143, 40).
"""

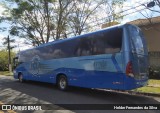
(18, 73, 24, 83)
(57, 75, 68, 91)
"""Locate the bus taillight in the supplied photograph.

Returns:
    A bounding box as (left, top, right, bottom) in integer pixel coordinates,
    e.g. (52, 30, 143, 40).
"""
(126, 61, 134, 77)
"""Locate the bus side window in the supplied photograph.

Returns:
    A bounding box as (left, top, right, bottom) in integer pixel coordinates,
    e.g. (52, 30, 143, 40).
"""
(52, 49, 65, 59)
(76, 38, 91, 56)
(91, 29, 122, 55)
(103, 29, 122, 54)
(93, 39, 104, 54)
(91, 33, 108, 55)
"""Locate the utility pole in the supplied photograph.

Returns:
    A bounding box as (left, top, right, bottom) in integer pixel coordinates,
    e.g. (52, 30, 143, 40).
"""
(7, 35, 12, 72)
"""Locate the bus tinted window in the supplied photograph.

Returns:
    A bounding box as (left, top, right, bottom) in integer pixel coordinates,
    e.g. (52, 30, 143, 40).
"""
(75, 38, 92, 56)
(75, 28, 123, 56)
(21, 28, 123, 61)
(91, 28, 122, 55)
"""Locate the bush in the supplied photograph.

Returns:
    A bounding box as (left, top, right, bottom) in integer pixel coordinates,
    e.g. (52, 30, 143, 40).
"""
(0, 50, 15, 71)
(149, 66, 160, 79)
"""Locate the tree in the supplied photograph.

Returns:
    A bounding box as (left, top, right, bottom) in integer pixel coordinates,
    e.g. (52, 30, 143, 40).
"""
(1, 0, 126, 46)
(95, 0, 126, 29)
(67, 0, 105, 36)
(104, 0, 126, 22)
(132, 0, 160, 31)
(8, 0, 54, 46)
(71, 0, 126, 31)
(0, 49, 15, 71)
(0, 2, 7, 32)
(2, 0, 74, 46)
(3, 35, 15, 72)
(54, 0, 73, 39)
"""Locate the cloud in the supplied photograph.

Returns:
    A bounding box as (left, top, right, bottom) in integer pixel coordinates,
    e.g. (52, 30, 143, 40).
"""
(124, 0, 149, 7)
(13, 38, 33, 52)
(123, 0, 150, 14)
(0, 5, 5, 16)
(0, 33, 5, 38)
(0, 34, 5, 43)
(122, 18, 130, 24)
(122, 0, 155, 24)
(0, 34, 6, 49)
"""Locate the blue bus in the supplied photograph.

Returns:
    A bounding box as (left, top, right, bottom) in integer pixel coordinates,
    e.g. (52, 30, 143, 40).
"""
(13, 24, 149, 90)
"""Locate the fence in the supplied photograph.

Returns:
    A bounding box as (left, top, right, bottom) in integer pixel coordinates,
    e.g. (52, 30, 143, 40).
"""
(148, 51, 160, 79)
(149, 51, 160, 67)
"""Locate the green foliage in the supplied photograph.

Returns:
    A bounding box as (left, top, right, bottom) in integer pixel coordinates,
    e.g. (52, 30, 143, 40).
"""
(149, 66, 160, 79)
(111, 0, 126, 21)
(3, 37, 15, 49)
(1, 0, 126, 46)
(0, 50, 15, 71)
(9, 26, 19, 36)
(112, 0, 126, 6)
(135, 86, 160, 94)
(133, 79, 160, 94)
(0, 71, 13, 76)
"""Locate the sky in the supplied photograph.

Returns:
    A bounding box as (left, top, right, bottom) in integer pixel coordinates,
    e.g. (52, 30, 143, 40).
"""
(0, 0, 160, 52)
(121, 0, 160, 23)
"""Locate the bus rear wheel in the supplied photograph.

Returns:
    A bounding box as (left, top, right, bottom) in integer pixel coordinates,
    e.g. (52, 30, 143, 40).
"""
(18, 74, 24, 83)
(57, 75, 68, 91)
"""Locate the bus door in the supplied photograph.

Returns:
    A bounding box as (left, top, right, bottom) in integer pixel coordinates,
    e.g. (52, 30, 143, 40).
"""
(128, 26, 149, 80)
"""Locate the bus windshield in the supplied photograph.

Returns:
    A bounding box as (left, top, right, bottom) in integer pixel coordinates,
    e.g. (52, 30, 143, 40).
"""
(13, 57, 19, 69)
(129, 26, 147, 55)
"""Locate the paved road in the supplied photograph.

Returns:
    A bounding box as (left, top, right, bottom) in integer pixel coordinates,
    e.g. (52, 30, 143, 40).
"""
(0, 75, 159, 113)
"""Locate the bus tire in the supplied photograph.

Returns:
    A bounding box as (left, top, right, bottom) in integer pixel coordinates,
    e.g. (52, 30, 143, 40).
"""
(57, 75, 68, 91)
(18, 73, 24, 83)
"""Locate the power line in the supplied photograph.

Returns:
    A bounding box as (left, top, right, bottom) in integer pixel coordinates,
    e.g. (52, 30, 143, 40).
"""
(87, 1, 150, 25)
(88, 2, 156, 26)
(67, 1, 156, 36)
(67, 6, 147, 36)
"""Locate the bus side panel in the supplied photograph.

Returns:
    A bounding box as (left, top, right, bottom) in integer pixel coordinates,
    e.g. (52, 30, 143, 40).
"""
(22, 61, 56, 83)
(63, 53, 123, 89)
(22, 53, 125, 90)
(123, 75, 148, 90)
(68, 70, 125, 90)
(64, 53, 124, 89)
(14, 64, 28, 80)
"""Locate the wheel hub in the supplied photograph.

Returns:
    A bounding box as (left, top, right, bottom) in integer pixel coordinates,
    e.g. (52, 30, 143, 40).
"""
(60, 78, 66, 89)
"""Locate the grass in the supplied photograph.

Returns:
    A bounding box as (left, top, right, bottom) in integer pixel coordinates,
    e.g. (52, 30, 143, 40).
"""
(148, 79, 160, 86)
(0, 71, 13, 76)
(133, 79, 160, 94)
(135, 87, 160, 94)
